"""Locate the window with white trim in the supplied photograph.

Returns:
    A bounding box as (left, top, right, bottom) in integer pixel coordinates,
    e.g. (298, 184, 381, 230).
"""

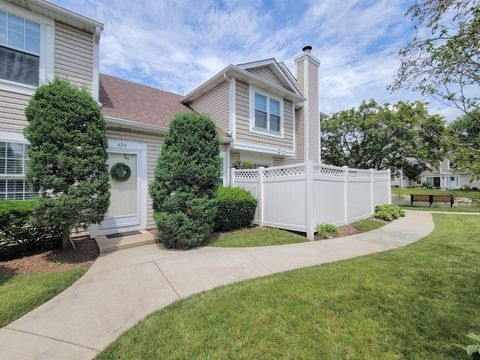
(252, 90, 283, 136)
(0, 10, 41, 86)
(0, 141, 34, 199)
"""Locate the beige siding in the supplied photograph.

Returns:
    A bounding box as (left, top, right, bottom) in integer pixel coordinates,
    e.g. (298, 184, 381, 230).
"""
(0, 90, 30, 132)
(190, 81, 229, 132)
(55, 22, 93, 93)
(247, 66, 286, 89)
(235, 80, 294, 150)
(106, 128, 163, 229)
(306, 60, 319, 162)
(230, 150, 240, 166)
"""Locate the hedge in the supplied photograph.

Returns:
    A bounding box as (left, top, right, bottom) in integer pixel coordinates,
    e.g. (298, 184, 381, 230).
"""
(0, 200, 62, 260)
(215, 187, 257, 231)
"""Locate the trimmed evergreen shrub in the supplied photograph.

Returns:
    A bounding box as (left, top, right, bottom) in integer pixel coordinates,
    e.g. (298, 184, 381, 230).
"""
(150, 112, 220, 249)
(25, 78, 110, 249)
(374, 204, 406, 221)
(0, 200, 62, 260)
(215, 186, 257, 231)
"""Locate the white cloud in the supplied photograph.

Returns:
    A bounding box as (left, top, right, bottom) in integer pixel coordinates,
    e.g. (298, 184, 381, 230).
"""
(52, 0, 458, 119)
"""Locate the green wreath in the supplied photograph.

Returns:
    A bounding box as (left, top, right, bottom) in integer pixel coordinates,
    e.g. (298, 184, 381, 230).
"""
(110, 162, 131, 182)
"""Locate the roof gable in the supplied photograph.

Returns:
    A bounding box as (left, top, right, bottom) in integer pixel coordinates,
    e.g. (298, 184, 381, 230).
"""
(237, 59, 299, 94)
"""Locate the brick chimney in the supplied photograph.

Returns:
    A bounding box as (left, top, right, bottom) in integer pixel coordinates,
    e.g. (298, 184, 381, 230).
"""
(294, 46, 320, 162)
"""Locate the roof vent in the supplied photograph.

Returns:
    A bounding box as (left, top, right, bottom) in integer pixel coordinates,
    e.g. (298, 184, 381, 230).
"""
(302, 45, 312, 53)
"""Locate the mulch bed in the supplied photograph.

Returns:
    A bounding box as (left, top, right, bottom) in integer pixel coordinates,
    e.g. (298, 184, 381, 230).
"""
(0, 237, 99, 277)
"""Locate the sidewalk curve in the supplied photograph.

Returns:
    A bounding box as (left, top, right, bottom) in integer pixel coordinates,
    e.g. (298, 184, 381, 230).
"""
(0, 210, 434, 359)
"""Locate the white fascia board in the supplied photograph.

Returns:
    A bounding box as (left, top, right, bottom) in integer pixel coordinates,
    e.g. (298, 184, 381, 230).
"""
(232, 141, 296, 157)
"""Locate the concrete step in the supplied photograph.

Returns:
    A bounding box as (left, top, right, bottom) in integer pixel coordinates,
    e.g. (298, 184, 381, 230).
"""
(96, 230, 157, 254)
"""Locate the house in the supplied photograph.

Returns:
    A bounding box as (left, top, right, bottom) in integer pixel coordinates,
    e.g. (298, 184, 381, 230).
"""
(0, 0, 321, 237)
(391, 158, 480, 189)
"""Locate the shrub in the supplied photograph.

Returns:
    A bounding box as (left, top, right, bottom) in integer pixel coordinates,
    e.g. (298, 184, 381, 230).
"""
(215, 187, 257, 231)
(374, 204, 406, 221)
(422, 182, 433, 189)
(315, 223, 339, 239)
(150, 112, 220, 249)
(236, 160, 256, 169)
(25, 78, 110, 249)
(472, 187, 479, 191)
(0, 200, 62, 260)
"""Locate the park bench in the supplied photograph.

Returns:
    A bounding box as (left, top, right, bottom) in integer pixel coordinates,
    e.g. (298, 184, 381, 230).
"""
(410, 194, 454, 208)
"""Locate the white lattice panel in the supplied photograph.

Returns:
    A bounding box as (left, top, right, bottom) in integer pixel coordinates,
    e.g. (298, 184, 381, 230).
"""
(314, 164, 345, 177)
(234, 169, 259, 180)
(263, 166, 305, 178)
(348, 169, 371, 178)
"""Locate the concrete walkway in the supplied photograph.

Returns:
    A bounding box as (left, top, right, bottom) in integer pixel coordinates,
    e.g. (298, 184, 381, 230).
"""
(0, 210, 434, 360)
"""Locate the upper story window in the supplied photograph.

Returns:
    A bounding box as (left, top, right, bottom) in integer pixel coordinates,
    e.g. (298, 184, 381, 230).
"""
(250, 87, 283, 137)
(0, 10, 41, 86)
(0, 141, 34, 200)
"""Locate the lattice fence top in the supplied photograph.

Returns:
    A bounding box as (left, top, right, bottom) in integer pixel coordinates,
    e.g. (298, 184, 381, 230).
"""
(234, 169, 259, 180)
(374, 170, 390, 179)
(348, 169, 372, 178)
(263, 165, 305, 178)
(313, 164, 345, 177)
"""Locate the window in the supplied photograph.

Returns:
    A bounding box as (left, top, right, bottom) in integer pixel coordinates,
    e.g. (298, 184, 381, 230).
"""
(0, 10, 40, 86)
(0, 141, 34, 199)
(251, 89, 283, 136)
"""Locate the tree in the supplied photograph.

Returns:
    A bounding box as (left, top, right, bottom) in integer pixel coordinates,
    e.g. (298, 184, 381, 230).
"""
(149, 112, 220, 249)
(321, 100, 446, 174)
(25, 78, 110, 249)
(448, 108, 480, 179)
(390, 0, 480, 176)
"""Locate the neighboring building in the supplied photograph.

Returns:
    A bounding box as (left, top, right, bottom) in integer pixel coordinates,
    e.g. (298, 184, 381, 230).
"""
(0, 0, 322, 236)
(391, 158, 480, 189)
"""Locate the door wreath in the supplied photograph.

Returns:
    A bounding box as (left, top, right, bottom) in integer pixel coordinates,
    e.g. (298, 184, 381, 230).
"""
(110, 162, 131, 182)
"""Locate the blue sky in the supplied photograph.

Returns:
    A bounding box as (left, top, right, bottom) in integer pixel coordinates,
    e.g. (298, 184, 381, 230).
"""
(53, 0, 460, 120)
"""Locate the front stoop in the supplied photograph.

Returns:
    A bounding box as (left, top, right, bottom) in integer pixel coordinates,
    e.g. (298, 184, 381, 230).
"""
(96, 230, 157, 254)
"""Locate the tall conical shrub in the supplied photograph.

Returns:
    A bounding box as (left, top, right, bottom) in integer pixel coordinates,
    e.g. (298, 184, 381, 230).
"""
(25, 78, 110, 249)
(150, 112, 220, 249)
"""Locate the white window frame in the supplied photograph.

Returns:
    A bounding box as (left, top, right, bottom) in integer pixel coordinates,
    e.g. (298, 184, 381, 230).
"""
(0, 2, 54, 95)
(219, 151, 227, 185)
(0, 131, 34, 200)
(249, 86, 284, 138)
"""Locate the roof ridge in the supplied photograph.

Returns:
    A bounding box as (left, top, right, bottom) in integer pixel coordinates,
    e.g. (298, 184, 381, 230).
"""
(100, 73, 183, 98)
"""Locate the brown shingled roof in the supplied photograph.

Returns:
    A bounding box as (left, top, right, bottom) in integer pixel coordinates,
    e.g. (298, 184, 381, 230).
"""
(99, 73, 191, 129)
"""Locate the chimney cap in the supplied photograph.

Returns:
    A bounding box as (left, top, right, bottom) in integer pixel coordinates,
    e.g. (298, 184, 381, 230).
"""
(302, 45, 312, 53)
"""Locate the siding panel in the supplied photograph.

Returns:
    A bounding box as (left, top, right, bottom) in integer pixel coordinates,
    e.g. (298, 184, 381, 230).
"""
(190, 81, 229, 132)
(0, 90, 29, 132)
(235, 81, 294, 150)
(247, 66, 286, 89)
(55, 22, 93, 93)
(106, 129, 163, 229)
(307, 61, 319, 162)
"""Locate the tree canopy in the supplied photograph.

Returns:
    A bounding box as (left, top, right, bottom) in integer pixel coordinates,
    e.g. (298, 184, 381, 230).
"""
(321, 100, 446, 174)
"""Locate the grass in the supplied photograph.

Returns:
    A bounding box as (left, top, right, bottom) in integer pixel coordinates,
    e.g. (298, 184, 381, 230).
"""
(352, 218, 385, 232)
(392, 187, 480, 200)
(401, 205, 480, 213)
(0, 267, 87, 327)
(209, 227, 306, 247)
(98, 214, 480, 359)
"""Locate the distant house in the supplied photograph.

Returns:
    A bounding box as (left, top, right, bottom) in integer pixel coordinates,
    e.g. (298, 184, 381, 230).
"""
(391, 158, 480, 189)
(0, 0, 322, 236)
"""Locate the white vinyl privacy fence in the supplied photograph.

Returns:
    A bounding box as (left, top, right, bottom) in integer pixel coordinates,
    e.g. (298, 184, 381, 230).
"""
(231, 161, 391, 240)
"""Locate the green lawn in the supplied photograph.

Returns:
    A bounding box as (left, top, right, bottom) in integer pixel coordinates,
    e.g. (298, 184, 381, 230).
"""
(0, 267, 87, 327)
(401, 205, 480, 213)
(98, 214, 480, 359)
(209, 227, 306, 247)
(392, 187, 480, 200)
(352, 218, 385, 232)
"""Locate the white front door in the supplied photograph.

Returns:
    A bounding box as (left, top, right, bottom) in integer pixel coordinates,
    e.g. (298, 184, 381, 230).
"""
(448, 175, 459, 189)
(91, 139, 147, 237)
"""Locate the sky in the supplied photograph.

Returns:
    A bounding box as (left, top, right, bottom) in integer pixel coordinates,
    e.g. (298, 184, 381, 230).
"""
(52, 0, 461, 120)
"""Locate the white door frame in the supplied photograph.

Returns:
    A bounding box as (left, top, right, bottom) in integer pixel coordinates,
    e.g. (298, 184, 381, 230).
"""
(90, 139, 147, 237)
